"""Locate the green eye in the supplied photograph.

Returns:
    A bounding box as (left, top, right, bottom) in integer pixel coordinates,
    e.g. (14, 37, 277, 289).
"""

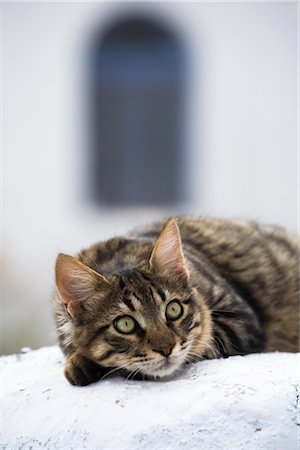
(166, 300, 183, 321)
(114, 316, 136, 334)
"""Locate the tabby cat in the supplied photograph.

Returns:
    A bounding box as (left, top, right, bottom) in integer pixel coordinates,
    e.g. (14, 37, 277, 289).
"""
(53, 217, 299, 386)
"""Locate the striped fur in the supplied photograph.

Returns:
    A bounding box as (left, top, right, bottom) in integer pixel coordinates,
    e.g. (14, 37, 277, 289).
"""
(52, 217, 299, 385)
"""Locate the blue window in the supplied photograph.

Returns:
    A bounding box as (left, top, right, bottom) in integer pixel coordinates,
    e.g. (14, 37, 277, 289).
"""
(89, 16, 186, 205)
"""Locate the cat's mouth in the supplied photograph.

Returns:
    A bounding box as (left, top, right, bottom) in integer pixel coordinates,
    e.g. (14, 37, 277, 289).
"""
(141, 355, 185, 379)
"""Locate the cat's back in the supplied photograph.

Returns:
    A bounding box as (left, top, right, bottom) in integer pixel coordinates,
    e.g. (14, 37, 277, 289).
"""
(177, 217, 298, 276)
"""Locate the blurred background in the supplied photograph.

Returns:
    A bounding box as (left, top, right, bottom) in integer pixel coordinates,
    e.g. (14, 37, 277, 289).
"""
(2, 2, 298, 354)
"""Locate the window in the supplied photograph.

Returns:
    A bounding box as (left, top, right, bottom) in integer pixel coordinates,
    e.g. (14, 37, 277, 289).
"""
(89, 16, 185, 206)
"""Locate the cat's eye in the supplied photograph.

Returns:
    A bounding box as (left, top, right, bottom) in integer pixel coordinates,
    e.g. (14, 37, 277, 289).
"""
(166, 300, 183, 321)
(114, 316, 137, 334)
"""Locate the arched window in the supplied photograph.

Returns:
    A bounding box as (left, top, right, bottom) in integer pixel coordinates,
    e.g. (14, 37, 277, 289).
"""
(89, 16, 186, 206)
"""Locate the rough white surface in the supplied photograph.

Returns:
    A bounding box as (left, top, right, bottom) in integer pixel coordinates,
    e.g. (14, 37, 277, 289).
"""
(1, 346, 299, 450)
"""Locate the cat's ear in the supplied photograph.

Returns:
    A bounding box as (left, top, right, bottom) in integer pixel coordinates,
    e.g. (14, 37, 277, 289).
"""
(55, 254, 110, 320)
(149, 219, 189, 285)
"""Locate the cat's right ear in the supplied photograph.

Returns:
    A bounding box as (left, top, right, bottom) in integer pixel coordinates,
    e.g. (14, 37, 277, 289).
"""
(55, 254, 110, 320)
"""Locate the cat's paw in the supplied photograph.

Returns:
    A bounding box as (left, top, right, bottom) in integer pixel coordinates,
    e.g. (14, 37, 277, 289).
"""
(64, 353, 105, 386)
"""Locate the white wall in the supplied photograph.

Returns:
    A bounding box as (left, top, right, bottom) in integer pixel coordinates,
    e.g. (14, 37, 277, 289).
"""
(187, 2, 298, 228)
(2, 2, 298, 352)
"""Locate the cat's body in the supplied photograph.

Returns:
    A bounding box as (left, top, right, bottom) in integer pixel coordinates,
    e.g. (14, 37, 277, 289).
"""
(53, 217, 299, 385)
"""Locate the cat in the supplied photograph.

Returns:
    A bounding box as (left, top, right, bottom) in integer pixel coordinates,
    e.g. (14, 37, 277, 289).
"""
(52, 217, 299, 386)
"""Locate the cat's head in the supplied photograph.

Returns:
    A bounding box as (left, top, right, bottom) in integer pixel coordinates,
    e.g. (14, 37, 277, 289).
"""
(55, 219, 212, 379)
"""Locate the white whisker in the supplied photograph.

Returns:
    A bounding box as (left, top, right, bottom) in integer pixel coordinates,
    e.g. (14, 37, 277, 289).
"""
(100, 365, 125, 381)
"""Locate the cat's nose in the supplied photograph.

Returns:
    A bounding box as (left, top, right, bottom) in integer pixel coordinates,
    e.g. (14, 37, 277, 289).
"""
(153, 345, 174, 357)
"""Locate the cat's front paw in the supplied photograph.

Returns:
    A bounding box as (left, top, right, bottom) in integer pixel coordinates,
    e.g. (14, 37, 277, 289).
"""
(64, 353, 105, 386)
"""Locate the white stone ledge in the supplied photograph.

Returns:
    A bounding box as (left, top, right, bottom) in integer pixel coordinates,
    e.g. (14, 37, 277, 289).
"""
(1, 346, 299, 450)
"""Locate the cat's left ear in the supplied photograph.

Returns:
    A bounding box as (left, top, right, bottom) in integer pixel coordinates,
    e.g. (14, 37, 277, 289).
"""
(149, 219, 189, 286)
(55, 254, 110, 321)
